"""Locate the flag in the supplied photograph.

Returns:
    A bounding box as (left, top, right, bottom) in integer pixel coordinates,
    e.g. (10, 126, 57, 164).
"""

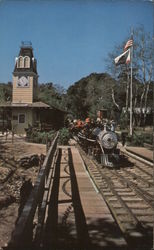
(124, 39, 133, 51)
(126, 49, 130, 64)
(114, 49, 130, 65)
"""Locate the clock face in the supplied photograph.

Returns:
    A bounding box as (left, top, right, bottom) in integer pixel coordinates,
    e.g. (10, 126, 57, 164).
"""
(17, 76, 29, 87)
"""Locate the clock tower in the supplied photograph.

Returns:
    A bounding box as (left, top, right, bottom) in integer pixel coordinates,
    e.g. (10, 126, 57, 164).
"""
(12, 42, 38, 103)
(0, 42, 66, 134)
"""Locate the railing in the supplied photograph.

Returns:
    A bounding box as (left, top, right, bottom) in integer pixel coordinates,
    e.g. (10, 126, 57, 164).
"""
(6, 132, 59, 249)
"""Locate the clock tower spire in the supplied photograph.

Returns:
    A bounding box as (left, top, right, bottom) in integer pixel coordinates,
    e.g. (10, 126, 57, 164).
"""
(12, 42, 38, 103)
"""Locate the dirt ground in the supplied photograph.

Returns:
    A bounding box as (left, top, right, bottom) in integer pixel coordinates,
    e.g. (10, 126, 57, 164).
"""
(0, 135, 46, 249)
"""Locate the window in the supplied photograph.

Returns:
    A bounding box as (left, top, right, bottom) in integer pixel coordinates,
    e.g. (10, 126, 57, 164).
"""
(24, 56, 30, 68)
(17, 56, 24, 68)
(18, 114, 25, 124)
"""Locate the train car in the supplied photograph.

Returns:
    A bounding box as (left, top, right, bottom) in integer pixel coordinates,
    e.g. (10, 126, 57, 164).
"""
(74, 120, 120, 167)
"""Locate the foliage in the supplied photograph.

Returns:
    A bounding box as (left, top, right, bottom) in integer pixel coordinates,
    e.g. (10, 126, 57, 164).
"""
(37, 82, 67, 110)
(26, 126, 55, 144)
(106, 25, 153, 127)
(58, 127, 70, 145)
(0, 82, 12, 103)
(0, 25, 153, 129)
(126, 132, 152, 146)
(119, 111, 128, 130)
(66, 73, 116, 120)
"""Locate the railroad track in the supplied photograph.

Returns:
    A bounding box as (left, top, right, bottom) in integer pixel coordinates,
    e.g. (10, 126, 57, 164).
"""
(77, 144, 153, 250)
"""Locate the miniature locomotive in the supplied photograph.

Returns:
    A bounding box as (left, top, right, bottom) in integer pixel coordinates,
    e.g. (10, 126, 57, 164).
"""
(71, 119, 120, 167)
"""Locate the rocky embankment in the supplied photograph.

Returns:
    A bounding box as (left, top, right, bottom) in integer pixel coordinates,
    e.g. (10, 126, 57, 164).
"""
(0, 154, 44, 207)
(0, 140, 46, 248)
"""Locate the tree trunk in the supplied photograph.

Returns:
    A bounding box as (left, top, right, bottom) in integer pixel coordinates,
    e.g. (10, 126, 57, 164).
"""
(139, 42, 146, 127)
(142, 83, 149, 125)
(139, 85, 146, 126)
(143, 65, 152, 125)
(111, 88, 120, 111)
(133, 83, 138, 126)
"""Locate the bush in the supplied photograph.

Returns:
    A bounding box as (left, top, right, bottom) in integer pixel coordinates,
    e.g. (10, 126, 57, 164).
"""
(119, 112, 128, 130)
(143, 133, 153, 145)
(58, 127, 70, 145)
(126, 132, 152, 146)
(26, 126, 55, 144)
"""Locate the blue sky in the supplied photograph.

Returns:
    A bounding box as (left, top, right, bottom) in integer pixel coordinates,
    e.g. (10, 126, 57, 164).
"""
(0, 0, 153, 89)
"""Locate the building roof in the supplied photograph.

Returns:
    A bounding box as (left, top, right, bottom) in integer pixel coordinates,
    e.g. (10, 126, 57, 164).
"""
(13, 44, 38, 75)
(0, 102, 50, 108)
(0, 101, 68, 113)
(123, 107, 152, 114)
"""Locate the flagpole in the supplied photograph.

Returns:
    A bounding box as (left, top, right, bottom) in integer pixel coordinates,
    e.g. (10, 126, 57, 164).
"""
(130, 30, 133, 136)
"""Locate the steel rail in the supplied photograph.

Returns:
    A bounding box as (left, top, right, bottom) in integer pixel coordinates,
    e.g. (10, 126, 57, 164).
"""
(77, 144, 153, 249)
(119, 168, 154, 187)
(131, 163, 153, 178)
(112, 170, 154, 210)
(79, 147, 144, 233)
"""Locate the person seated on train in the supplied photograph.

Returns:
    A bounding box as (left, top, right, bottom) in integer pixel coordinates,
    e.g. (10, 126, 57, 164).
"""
(69, 119, 78, 134)
(83, 117, 92, 136)
(83, 117, 89, 128)
(68, 121, 74, 133)
(96, 117, 101, 123)
(102, 119, 111, 131)
(110, 120, 116, 132)
(84, 118, 97, 138)
(85, 117, 91, 124)
(96, 117, 103, 128)
(75, 119, 84, 132)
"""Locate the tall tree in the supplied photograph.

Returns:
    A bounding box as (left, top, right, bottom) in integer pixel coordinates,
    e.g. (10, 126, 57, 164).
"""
(133, 26, 153, 126)
(106, 25, 153, 127)
(66, 73, 116, 120)
(38, 82, 67, 111)
(0, 82, 12, 103)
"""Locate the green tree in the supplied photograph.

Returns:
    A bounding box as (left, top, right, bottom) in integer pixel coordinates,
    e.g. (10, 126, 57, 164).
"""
(66, 73, 116, 120)
(38, 82, 67, 111)
(106, 25, 153, 127)
(0, 82, 12, 103)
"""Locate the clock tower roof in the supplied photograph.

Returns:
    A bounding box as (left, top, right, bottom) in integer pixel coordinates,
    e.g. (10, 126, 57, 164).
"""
(13, 42, 38, 75)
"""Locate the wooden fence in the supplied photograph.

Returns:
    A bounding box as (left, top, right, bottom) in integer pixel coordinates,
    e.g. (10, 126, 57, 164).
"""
(6, 132, 59, 249)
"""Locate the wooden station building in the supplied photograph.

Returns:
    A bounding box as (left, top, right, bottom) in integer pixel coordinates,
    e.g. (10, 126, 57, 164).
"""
(0, 42, 66, 134)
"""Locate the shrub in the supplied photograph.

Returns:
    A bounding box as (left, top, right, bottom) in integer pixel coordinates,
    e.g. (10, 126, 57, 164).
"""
(119, 112, 128, 130)
(58, 127, 70, 145)
(126, 132, 152, 146)
(26, 126, 55, 144)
